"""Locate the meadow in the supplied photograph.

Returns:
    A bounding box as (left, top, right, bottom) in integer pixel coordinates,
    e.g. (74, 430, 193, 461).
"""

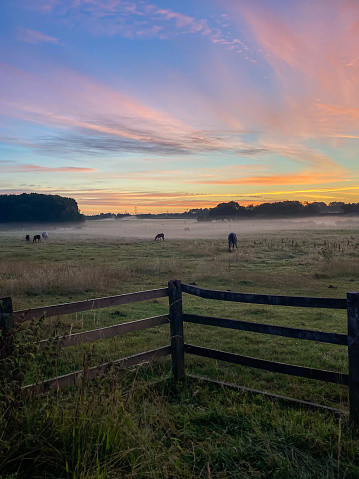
(1, 220, 359, 478)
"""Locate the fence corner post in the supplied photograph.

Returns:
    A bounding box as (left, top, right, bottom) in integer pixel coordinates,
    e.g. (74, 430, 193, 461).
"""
(347, 291, 359, 430)
(168, 279, 185, 380)
(0, 297, 14, 335)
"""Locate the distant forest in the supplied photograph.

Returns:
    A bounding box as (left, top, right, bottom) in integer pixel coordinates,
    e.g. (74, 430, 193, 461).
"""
(0, 193, 85, 223)
(1, 195, 358, 223)
(86, 200, 359, 221)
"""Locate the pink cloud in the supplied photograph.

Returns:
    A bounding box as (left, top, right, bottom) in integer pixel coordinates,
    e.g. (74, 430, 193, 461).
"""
(2, 163, 95, 173)
(0, 62, 233, 154)
(23, 0, 258, 54)
(156, 9, 195, 28)
(220, 0, 359, 139)
(21, 164, 95, 172)
(17, 28, 60, 44)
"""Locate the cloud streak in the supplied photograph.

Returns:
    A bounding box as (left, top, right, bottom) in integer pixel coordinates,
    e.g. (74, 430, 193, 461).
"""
(22, 0, 253, 57)
(0, 62, 264, 157)
(17, 28, 60, 44)
(1, 162, 95, 173)
(194, 172, 345, 186)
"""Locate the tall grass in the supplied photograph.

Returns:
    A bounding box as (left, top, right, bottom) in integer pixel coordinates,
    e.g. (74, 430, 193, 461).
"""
(0, 260, 136, 298)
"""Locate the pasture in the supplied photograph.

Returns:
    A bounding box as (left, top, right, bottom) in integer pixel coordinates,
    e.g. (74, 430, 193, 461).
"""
(1, 219, 359, 478)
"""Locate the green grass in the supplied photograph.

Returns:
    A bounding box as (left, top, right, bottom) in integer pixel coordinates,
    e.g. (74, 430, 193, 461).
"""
(1, 228, 359, 477)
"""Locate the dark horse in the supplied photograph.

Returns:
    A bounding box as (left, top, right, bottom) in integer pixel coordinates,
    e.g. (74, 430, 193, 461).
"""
(228, 232, 237, 251)
(33, 235, 41, 243)
(25, 235, 30, 242)
(154, 233, 165, 241)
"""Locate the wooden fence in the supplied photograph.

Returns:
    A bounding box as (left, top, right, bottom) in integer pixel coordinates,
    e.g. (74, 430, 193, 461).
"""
(1, 287, 171, 397)
(1, 280, 358, 426)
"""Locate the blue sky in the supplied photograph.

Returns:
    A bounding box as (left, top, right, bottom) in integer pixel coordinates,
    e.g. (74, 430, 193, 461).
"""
(1, 0, 359, 213)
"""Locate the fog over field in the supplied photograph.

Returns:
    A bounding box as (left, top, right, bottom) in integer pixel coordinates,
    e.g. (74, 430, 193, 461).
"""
(2, 216, 359, 241)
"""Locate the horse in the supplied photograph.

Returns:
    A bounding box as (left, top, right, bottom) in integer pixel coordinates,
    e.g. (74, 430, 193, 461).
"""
(42, 232, 48, 241)
(228, 232, 238, 251)
(154, 233, 165, 241)
(25, 235, 30, 242)
(33, 235, 41, 243)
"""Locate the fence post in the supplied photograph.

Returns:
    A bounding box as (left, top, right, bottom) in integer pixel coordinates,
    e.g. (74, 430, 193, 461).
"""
(0, 297, 14, 370)
(347, 292, 359, 429)
(0, 297, 14, 335)
(168, 279, 185, 380)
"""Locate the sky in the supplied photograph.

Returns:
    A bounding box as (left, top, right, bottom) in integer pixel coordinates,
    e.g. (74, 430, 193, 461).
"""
(1, 0, 359, 214)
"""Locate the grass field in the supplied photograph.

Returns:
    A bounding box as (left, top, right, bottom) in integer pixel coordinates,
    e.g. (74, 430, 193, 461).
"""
(1, 222, 359, 478)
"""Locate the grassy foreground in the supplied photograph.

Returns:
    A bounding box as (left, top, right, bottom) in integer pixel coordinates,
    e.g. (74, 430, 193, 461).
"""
(1, 227, 359, 478)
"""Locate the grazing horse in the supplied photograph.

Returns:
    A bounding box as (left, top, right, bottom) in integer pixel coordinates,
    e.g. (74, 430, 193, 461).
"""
(33, 234, 41, 243)
(42, 231, 48, 241)
(154, 233, 165, 241)
(25, 235, 30, 242)
(228, 232, 238, 251)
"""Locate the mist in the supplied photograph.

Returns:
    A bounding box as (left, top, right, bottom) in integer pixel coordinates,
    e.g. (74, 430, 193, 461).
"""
(3, 216, 359, 242)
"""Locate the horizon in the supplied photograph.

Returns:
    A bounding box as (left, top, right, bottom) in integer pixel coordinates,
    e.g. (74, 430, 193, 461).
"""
(84, 199, 353, 217)
(1, 1, 359, 215)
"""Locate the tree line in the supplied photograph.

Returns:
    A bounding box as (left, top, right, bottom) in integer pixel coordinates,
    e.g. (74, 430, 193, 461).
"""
(86, 200, 359, 221)
(200, 200, 359, 220)
(202, 200, 359, 220)
(2, 194, 357, 223)
(0, 193, 85, 223)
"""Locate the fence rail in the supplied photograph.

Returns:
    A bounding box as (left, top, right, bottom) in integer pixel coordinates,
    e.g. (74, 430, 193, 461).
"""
(38, 314, 169, 350)
(2, 280, 359, 426)
(22, 346, 172, 399)
(13, 288, 169, 323)
(183, 313, 348, 345)
(182, 283, 348, 309)
(184, 344, 349, 385)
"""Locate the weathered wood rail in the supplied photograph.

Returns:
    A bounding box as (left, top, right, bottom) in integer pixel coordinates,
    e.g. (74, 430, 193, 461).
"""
(22, 346, 171, 399)
(12, 288, 169, 323)
(1, 280, 359, 426)
(37, 315, 169, 350)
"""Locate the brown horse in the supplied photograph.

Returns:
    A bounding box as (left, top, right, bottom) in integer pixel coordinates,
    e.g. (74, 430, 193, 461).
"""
(228, 232, 237, 251)
(25, 235, 30, 242)
(154, 233, 165, 241)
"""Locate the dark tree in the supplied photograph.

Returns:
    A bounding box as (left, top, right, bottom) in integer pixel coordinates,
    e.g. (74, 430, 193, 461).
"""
(209, 201, 247, 218)
(253, 201, 304, 217)
(0, 193, 85, 223)
(341, 203, 359, 215)
(303, 202, 321, 215)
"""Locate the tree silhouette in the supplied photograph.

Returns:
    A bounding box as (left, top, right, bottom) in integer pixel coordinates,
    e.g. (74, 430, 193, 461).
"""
(0, 193, 85, 223)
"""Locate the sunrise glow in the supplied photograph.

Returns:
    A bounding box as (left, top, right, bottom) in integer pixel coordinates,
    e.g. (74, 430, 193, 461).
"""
(1, 0, 359, 214)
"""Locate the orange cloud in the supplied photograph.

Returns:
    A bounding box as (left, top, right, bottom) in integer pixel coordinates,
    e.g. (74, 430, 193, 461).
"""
(50, 184, 359, 214)
(3, 183, 358, 215)
(193, 172, 344, 186)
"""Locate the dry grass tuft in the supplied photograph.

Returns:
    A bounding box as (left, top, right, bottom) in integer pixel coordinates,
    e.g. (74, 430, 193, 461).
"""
(126, 258, 185, 277)
(319, 259, 359, 278)
(0, 260, 134, 297)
